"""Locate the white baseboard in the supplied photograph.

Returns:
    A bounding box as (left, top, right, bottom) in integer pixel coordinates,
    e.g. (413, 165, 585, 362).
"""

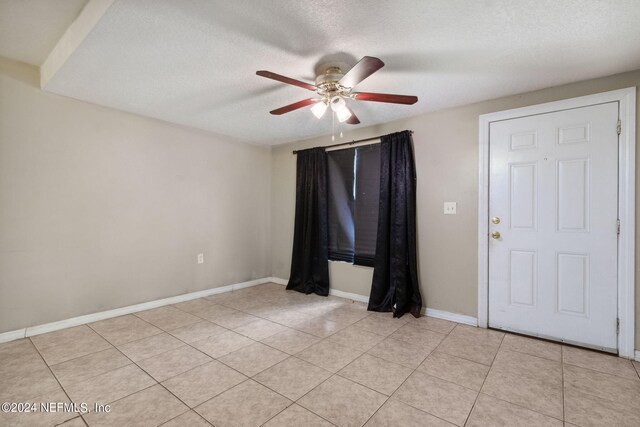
(1, 276, 484, 344)
(329, 288, 370, 304)
(0, 277, 276, 344)
(0, 329, 27, 343)
(425, 307, 478, 327)
(232, 278, 273, 291)
(635, 350, 640, 362)
(273, 277, 478, 325)
(270, 276, 369, 303)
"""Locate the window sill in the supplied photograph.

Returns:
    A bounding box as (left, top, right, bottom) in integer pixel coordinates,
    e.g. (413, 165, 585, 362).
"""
(328, 259, 374, 268)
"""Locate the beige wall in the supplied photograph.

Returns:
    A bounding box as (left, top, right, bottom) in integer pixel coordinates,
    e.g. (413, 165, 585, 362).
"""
(271, 69, 640, 350)
(0, 57, 272, 333)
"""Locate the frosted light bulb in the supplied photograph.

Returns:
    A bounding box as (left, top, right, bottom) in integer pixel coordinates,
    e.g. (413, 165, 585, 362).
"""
(330, 96, 346, 112)
(310, 101, 327, 119)
(335, 106, 352, 123)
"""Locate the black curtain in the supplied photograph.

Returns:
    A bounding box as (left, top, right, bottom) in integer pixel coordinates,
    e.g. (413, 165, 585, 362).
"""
(368, 131, 422, 317)
(287, 147, 330, 296)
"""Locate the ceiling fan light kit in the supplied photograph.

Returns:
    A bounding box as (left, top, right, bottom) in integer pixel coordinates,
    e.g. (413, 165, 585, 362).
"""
(256, 56, 418, 126)
(310, 100, 328, 119)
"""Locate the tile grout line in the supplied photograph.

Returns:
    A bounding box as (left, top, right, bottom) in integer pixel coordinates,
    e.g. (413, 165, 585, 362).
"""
(251, 363, 339, 427)
(246, 320, 396, 426)
(191, 357, 334, 427)
(85, 382, 162, 423)
(91, 334, 189, 369)
(430, 325, 503, 368)
(497, 346, 561, 363)
(560, 361, 640, 420)
(469, 387, 565, 423)
(155, 292, 364, 410)
(189, 293, 462, 426)
(79, 312, 223, 422)
(80, 316, 193, 422)
(31, 326, 169, 424)
(561, 345, 566, 423)
(159, 409, 213, 427)
(273, 369, 343, 426)
(119, 311, 260, 415)
(130, 306, 324, 424)
(255, 375, 339, 426)
(561, 359, 640, 381)
(53, 343, 110, 370)
(85, 318, 165, 347)
(361, 320, 459, 425)
(194, 290, 374, 336)
(102, 306, 262, 367)
(460, 336, 566, 424)
(27, 336, 87, 425)
(93, 345, 191, 422)
(50, 346, 132, 389)
(359, 322, 458, 427)
(30, 324, 116, 366)
(462, 331, 505, 426)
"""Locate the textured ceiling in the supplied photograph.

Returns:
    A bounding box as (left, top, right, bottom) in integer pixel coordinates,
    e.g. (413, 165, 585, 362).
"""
(38, 0, 640, 145)
(0, 0, 87, 65)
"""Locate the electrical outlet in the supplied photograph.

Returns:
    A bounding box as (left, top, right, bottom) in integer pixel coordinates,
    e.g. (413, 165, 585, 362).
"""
(197, 253, 204, 264)
(444, 202, 457, 215)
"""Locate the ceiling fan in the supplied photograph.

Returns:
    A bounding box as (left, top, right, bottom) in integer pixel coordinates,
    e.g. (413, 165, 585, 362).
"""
(256, 56, 418, 125)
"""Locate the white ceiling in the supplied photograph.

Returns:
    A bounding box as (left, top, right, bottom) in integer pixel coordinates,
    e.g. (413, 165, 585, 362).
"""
(10, 0, 640, 145)
(0, 0, 87, 65)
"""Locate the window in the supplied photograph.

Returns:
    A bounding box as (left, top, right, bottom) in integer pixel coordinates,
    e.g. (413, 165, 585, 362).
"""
(327, 144, 380, 266)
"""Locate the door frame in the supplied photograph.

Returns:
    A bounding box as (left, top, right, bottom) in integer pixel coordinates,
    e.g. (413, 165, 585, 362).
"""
(477, 87, 636, 358)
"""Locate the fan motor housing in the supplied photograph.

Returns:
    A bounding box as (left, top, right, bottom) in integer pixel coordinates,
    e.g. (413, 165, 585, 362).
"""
(315, 66, 346, 93)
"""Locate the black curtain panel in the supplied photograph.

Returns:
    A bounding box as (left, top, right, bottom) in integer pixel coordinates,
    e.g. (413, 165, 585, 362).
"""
(287, 147, 330, 296)
(368, 131, 422, 317)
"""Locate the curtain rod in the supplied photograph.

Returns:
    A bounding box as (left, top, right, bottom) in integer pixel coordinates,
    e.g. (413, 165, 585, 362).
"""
(292, 130, 413, 154)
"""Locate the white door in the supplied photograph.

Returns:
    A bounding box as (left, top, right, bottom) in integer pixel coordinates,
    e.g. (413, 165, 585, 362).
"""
(488, 102, 619, 352)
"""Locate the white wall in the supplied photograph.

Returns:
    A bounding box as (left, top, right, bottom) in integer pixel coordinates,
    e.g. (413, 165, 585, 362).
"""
(0, 57, 272, 333)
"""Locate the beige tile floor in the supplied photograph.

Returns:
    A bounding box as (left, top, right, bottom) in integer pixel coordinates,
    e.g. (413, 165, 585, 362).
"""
(1, 282, 639, 427)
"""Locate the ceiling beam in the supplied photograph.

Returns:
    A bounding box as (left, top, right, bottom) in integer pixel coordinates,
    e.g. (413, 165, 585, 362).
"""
(40, 0, 114, 89)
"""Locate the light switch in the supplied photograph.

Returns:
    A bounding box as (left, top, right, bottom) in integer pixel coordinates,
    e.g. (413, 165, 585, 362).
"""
(444, 202, 457, 215)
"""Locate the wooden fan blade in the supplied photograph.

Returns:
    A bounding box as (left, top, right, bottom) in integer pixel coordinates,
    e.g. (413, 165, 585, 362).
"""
(339, 56, 384, 88)
(352, 92, 418, 105)
(270, 98, 320, 115)
(256, 70, 317, 91)
(345, 107, 360, 125)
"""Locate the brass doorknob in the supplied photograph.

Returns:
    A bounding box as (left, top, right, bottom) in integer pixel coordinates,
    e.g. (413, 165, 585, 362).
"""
(492, 216, 501, 224)
(491, 231, 501, 239)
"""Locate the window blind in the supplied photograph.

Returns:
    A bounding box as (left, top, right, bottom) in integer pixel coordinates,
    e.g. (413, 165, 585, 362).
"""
(327, 144, 380, 266)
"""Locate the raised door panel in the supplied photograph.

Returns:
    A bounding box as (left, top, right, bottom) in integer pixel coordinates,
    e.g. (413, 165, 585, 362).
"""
(509, 162, 537, 230)
(557, 158, 590, 232)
